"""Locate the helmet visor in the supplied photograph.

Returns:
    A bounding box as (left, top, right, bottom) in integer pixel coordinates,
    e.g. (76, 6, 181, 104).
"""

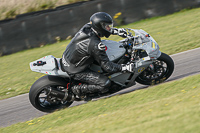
(101, 22, 113, 33)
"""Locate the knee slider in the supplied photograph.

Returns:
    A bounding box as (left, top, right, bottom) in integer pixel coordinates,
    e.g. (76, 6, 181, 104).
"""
(104, 79, 111, 88)
(99, 79, 111, 93)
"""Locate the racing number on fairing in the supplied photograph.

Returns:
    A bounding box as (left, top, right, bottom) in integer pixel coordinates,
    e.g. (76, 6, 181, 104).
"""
(138, 67, 145, 73)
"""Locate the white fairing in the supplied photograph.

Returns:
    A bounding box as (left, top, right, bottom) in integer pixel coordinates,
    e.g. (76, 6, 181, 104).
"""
(102, 40, 126, 61)
(132, 29, 161, 59)
(30, 55, 69, 77)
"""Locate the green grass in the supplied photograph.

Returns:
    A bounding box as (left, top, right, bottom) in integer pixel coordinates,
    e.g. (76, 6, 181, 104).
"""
(1, 7, 200, 100)
(0, 0, 88, 20)
(1, 74, 200, 133)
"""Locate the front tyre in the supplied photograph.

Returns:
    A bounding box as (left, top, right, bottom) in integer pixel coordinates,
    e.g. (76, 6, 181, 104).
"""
(136, 53, 174, 85)
(29, 75, 73, 112)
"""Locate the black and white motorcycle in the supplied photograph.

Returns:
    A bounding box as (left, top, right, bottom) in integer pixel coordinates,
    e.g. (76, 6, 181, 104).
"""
(29, 29, 174, 112)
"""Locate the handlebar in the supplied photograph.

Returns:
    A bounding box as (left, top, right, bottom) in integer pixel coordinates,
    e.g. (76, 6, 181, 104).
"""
(119, 36, 135, 48)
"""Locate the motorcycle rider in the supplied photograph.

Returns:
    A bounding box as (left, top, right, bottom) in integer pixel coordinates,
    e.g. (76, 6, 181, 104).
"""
(61, 12, 134, 98)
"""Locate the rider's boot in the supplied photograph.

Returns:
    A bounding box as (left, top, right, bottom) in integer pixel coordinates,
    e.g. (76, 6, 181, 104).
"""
(71, 84, 109, 99)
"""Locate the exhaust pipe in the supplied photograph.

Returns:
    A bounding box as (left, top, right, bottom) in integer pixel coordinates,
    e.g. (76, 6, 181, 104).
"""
(45, 87, 74, 102)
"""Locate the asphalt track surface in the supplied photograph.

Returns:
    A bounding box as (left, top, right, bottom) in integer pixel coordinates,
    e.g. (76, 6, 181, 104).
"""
(1, 47, 200, 127)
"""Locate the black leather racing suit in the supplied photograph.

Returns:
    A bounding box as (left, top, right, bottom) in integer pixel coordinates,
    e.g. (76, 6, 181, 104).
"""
(61, 24, 122, 94)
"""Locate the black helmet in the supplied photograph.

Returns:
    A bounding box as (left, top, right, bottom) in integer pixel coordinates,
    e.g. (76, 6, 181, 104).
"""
(90, 12, 113, 38)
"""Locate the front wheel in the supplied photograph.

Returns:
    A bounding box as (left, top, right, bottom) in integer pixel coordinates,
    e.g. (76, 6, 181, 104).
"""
(29, 75, 73, 112)
(136, 53, 174, 85)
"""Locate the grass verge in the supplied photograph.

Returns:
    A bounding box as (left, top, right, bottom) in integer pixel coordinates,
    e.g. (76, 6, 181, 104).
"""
(0, 0, 88, 20)
(0, 74, 200, 133)
(0, 7, 200, 100)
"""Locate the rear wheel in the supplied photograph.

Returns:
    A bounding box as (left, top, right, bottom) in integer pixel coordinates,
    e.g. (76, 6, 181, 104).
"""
(136, 53, 174, 85)
(29, 75, 73, 112)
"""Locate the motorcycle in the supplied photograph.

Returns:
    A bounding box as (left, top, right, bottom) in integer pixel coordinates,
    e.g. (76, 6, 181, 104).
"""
(29, 29, 174, 112)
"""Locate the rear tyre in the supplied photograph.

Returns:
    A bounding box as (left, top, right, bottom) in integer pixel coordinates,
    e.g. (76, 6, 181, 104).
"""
(136, 53, 174, 85)
(29, 75, 73, 112)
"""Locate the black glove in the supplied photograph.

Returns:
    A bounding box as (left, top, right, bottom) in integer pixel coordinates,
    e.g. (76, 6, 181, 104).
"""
(121, 63, 135, 72)
(118, 28, 127, 38)
(111, 28, 127, 38)
(111, 28, 118, 35)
